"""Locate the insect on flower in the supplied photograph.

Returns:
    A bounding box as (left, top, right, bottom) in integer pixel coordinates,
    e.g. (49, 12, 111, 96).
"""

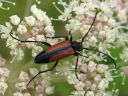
(10, 8, 116, 85)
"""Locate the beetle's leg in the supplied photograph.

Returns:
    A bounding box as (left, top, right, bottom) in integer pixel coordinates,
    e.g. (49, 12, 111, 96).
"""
(74, 51, 89, 58)
(44, 35, 68, 40)
(83, 47, 116, 68)
(45, 31, 73, 41)
(10, 31, 51, 47)
(27, 61, 59, 86)
(69, 31, 73, 41)
(75, 55, 80, 81)
(74, 52, 89, 81)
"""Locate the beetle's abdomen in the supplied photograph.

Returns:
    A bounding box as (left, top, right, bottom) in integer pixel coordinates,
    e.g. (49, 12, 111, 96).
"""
(34, 40, 75, 63)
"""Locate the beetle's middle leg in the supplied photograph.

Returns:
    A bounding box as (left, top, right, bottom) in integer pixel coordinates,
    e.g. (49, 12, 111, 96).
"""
(10, 31, 51, 47)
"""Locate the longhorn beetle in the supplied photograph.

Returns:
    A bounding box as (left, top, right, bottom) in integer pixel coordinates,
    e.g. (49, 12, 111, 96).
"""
(10, 8, 116, 85)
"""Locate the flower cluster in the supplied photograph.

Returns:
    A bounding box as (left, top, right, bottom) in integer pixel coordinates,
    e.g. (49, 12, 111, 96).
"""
(0, 56, 10, 95)
(0, 0, 128, 96)
(54, 0, 120, 50)
(56, 60, 119, 96)
(54, 0, 128, 95)
(0, 4, 55, 62)
(0, 0, 15, 10)
(13, 65, 54, 96)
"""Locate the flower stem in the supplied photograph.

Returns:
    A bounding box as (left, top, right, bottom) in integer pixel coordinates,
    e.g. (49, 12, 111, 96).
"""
(23, 0, 35, 17)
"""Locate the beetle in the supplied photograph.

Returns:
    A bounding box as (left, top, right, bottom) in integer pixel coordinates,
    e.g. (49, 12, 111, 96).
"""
(10, 8, 116, 85)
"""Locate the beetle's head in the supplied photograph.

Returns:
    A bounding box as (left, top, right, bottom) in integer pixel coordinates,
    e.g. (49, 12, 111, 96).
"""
(71, 41, 83, 51)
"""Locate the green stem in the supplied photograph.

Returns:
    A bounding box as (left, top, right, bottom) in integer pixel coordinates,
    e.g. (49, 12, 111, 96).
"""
(23, 0, 35, 17)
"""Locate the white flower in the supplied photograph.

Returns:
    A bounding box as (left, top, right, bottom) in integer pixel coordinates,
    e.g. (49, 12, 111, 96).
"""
(10, 48, 24, 61)
(98, 31, 106, 39)
(0, 22, 12, 39)
(25, 38, 36, 48)
(91, 83, 97, 91)
(79, 64, 87, 73)
(31, 4, 48, 22)
(89, 36, 97, 45)
(25, 16, 36, 26)
(121, 66, 128, 76)
(73, 3, 86, 15)
(108, 18, 116, 27)
(32, 46, 43, 57)
(0, 56, 5, 66)
(45, 87, 54, 95)
(36, 35, 45, 41)
(94, 74, 101, 82)
(88, 61, 97, 73)
(31, 27, 40, 35)
(120, 48, 128, 62)
(74, 82, 85, 90)
(97, 64, 108, 73)
(100, 2, 111, 14)
(67, 74, 78, 85)
(10, 15, 20, 25)
(6, 36, 18, 49)
(35, 85, 45, 93)
(13, 92, 23, 96)
(86, 91, 95, 96)
(71, 90, 85, 96)
(0, 82, 8, 95)
(84, 81, 92, 90)
(44, 25, 54, 34)
(31, 5, 38, 16)
(65, 19, 81, 32)
(19, 71, 29, 81)
(98, 79, 109, 90)
(14, 65, 54, 95)
(23, 93, 31, 96)
(1, 4, 55, 61)
(15, 82, 27, 91)
(17, 24, 27, 34)
(29, 68, 39, 76)
(0, 67, 10, 78)
(117, 9, 127, 23)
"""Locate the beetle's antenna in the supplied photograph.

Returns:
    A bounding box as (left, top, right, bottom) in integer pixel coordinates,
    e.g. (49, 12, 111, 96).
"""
(81, 8, 99, 43)
(83, 48, 116, 68)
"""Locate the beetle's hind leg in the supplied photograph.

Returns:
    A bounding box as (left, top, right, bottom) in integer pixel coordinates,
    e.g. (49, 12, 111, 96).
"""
(27, 61, 59, 86)
(10, 31, 51, 47)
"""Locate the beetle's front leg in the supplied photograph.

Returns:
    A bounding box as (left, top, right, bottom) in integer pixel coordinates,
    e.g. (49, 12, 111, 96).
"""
(45, 35, 68, 40)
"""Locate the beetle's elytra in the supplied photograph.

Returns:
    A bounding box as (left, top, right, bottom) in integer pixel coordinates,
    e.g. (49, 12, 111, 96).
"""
(34, 40, 83, 63)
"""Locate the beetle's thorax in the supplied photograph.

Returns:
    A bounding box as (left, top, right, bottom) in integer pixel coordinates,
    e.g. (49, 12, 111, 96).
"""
(71, 41, 83, 51)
